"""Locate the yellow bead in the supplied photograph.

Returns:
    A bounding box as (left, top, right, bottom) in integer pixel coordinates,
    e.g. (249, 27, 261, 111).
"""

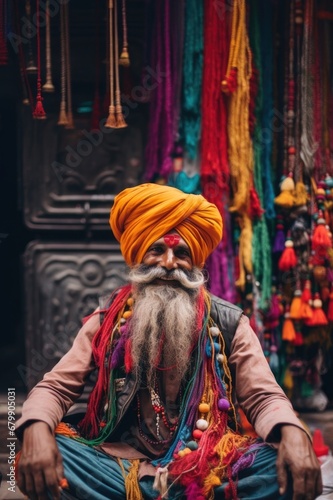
(182, 447, 192, 455)
(123, 310, 132, 319)
(198, 403, 210, 413)
(127, 297, 134, 307)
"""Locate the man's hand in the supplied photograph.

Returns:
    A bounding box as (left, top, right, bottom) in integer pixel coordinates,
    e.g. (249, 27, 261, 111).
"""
(276, 425, 323, 499)
(17, 421, 64, 500)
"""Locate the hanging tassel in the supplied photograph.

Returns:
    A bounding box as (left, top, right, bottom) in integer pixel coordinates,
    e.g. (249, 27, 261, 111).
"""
(273, 216, 285, 253)
(42, 0, 55, 92)
(312, 215, 332, 251)
(305, 293, 328, 326)
(293, 181, 308, 206)
(33, 0, 46, 119)
(58, 4, 68, 125)
(278, 236, 297, 271)
(119, 0, 130, 66)
(282, 308, 296, 342)
(291, 218, 309, 247)
(274, 174, 295, 208)
(124, 338, 133, 373)
(290, 289, 302, 319)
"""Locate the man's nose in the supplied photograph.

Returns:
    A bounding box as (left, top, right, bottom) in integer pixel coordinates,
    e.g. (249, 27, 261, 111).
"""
(160, 248, 177, 269)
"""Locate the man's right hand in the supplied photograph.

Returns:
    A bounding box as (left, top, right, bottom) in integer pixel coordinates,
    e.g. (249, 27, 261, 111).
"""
(17, 421, 65, 500)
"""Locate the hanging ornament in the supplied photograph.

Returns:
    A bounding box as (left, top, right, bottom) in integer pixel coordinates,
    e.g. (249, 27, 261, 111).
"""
(119, 0, 130, 67)
(305, 293, 328, 326)
(274, 173, 295, 208)
(42, 0, 55, 92)
(64, 2, 74, 128)
(290, 289, 302, 320)
(282, 306, 296, 342)
(105, 0, 127, 129)
(291, 217, 309, 247)
(278, 234, 297, 271)
(273, 215, 286, 253)
(25, 0, 37, 73)
(33, 0, 46, 119)
(58, 3, 68, 125)
(312, 211, 332, 252)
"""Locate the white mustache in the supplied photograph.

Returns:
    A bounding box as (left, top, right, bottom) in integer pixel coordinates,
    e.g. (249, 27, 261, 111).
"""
(129, 265, 205, 290)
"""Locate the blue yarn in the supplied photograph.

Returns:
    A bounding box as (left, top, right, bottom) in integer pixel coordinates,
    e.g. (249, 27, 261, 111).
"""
(259, 0, 276, 220)
(178, 0, 203, 159)
(168, 171, 201, 194)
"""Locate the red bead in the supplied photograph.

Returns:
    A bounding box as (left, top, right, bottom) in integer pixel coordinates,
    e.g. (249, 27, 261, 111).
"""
(193, 429, 203, 440)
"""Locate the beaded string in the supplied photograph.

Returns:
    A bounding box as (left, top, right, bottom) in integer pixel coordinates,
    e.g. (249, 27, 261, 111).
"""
(58, 3, 68, 126)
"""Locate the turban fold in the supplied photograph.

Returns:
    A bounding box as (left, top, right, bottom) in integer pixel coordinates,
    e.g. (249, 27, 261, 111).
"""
(110, 183, 223, 268)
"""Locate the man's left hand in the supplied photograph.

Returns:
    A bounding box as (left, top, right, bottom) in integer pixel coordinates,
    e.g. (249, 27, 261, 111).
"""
(276, 425, 323, 499)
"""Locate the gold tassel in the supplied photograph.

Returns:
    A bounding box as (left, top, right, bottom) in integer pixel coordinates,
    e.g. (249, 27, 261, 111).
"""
(119, 47, 130, 67)
(57, 103, 68, 126)
(106, 104, 117, 128)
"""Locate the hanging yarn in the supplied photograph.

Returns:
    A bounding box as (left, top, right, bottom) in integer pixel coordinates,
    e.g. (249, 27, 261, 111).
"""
(305, 293, 328, 327)
(201, 0, 235, 301)
(63, 2, 74, 128)
(145, 0, 181, 179)
(33, 0, 46, 119)
(282, 307, 296, 342)
(179, 0, 203, 160)
(289, 289, 302, 320)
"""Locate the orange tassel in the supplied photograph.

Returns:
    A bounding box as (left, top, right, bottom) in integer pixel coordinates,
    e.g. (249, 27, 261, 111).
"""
(282, 308, 296, 342)
(289, 290, 302, 319)
(300, 301, 313, 320)
(305, 294, 328, 326)
(278, 239, 297, 271)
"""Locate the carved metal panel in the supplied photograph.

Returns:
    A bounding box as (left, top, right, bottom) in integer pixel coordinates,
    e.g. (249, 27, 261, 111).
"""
(22, 241, 129, 390)
(21, 108, 144, 230)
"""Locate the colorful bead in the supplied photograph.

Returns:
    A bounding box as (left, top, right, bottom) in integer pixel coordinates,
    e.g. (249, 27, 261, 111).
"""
(123, 310, 132, 319)
(209, 326, 220, 337)
(186, 440, 198, 450)
(218, 398, 230, 411)
(217, 353, 225, 364)
(198, 402, 210, 413)
(193, 429, 203, 440)
(196, 418, 209, 430)
(213, 342, 221, 353)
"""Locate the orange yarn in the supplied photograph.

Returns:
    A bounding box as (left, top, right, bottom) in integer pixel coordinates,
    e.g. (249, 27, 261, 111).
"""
(282, 317, 296, 342)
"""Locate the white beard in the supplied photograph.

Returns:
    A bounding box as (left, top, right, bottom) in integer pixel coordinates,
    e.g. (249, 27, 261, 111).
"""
(128, 266, 205, 386)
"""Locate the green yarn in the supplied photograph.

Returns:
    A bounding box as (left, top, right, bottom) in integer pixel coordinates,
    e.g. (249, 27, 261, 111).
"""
(250, 0, 273, 311)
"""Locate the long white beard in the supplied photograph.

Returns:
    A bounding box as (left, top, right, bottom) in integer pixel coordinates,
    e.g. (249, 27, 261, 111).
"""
(128, 266, 205, 386)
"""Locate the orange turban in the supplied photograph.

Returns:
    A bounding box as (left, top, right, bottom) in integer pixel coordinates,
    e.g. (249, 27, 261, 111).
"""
(110, 183, 222, 268)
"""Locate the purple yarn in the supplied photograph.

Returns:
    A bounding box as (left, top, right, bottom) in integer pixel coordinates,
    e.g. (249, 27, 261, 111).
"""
(110, 324, 130, 369)
(231, 443, 263, 476)
(273, 229, 285, 253)
(145, 0, 182, 180)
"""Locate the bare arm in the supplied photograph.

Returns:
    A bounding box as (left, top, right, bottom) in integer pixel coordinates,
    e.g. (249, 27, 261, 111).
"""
(17, 422, 64, 500)
(277, 425, 322, 499)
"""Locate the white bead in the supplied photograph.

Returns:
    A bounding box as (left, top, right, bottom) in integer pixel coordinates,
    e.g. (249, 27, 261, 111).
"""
(196, 418, 209, 430)
(209, 326, 220, 337)
(217, 353, 225, 364)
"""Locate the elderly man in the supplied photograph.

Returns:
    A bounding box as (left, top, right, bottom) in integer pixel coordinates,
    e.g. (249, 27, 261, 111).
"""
(16, 183, 321, 500)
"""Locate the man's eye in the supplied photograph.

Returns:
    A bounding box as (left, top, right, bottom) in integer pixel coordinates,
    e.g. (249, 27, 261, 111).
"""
(150, 246, 164, 253)
(176, 249, 190, 258)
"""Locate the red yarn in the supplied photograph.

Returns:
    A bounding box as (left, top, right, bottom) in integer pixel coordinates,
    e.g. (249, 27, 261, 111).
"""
(305, 307, 328, 327)
(278, 247, 297, 271)
(124, 338, 133, 373)
(79, 284, 132, 438)
(249, 187, 264, 219)
(201, 0, 230, 215)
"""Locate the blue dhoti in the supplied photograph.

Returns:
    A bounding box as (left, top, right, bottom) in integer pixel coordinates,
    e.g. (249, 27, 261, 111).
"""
(56, 434, 292, 499)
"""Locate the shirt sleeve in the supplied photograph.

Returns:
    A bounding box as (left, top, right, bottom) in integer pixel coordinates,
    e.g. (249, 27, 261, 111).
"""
(16, 311, 100, 436)
(228, 314, 307, 441)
